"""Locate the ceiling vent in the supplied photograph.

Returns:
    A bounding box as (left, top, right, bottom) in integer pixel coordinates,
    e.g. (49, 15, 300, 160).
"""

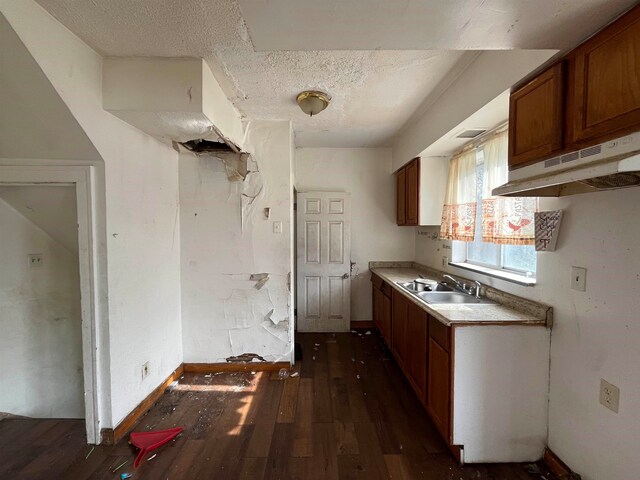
(455, 128, 487, 139)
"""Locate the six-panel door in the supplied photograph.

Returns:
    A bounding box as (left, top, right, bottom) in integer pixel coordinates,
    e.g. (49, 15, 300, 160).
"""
(296, 192, 351, 332)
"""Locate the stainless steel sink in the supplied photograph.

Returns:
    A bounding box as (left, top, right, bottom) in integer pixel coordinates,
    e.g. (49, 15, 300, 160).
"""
(397, 281, 453, 293)
(416, 291, 497, 305)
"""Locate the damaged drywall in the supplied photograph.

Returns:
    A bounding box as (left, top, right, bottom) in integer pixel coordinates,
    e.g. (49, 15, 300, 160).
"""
(250, 273, 269, 290)
(180, 120, 293, 364)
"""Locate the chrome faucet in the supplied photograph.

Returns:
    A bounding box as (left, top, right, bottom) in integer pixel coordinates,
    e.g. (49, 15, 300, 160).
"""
(444, 274, 482, 298)
(443, 274, 464, 290)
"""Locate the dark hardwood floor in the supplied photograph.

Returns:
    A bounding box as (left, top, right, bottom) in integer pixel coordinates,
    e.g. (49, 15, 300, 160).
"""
(0, 332, 549, 479)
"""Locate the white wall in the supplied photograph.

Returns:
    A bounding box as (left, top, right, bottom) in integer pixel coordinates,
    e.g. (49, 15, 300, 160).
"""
(1, 0, 183, 428)
(295, 148, 415, 321)
(0, 197, 83, 418)
(415, 188, 640, 480)
(180, 120, 293, 363)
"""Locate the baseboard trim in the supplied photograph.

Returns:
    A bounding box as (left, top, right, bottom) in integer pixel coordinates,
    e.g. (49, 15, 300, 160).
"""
(350, 320, 375, 330)
(183, 362, 290, 373)
(101, 364, 184, 445)
(543, 447, 575, 478)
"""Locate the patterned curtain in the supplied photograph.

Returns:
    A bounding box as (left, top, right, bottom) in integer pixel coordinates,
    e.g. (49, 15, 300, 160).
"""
(481, 131, 537, 245)
(439, 149, 477, 241)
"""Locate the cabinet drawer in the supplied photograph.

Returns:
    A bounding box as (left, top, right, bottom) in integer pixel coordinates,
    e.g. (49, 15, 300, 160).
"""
(429, 316, 450, 352)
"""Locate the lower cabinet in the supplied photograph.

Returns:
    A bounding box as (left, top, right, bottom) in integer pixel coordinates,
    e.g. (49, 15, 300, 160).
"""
(427, 336, 451, 442)
(405, 303, 428, 404)
(373, 278, 551, 463)
(372, 274, 392, 345)
(391, 289, 408, 369)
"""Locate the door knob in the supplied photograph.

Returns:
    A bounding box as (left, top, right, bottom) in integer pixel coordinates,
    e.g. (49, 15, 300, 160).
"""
(342, 273, 349, 279)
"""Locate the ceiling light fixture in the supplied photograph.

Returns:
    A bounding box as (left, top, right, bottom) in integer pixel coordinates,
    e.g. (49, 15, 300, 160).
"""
(296, 90, 330, 117)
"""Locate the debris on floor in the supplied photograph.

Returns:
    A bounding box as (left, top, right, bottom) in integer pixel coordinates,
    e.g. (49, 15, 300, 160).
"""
(130, 427, 184, 468)
(84, 446, 94, 460)
(290, 371, 299, 377)
(278, 368, 289, 380)
(365, 330, 372, 335)
(120, 474, 133, 480)
(112, 460, 128, 473)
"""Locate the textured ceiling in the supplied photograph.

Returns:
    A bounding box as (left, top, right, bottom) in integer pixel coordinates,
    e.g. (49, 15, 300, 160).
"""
(238, 0, 637, 51)
(34, 0, 635, 147)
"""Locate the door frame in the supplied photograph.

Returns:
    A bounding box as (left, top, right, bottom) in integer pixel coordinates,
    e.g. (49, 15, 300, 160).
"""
(0, 164, 102, 444)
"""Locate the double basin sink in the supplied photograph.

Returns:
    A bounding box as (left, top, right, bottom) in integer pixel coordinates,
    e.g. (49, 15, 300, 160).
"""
(396, 280, 497, 305)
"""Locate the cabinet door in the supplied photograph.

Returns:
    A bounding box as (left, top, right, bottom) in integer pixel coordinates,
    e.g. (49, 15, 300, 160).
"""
(406, 303, 428, 404)
(382, 293, 392, 346)
(568, 5, 640, 146)
(396, 168, 406, 226)
(372, 286, 383, 332)
(427, 337, 451, 442)
(391, 290, 407, 369)
(405, 159, 419, 225)
(509, 62, 565, 168)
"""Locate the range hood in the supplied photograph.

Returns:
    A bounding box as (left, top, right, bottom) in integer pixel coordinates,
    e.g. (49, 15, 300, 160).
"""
(493, 132, 640, 197)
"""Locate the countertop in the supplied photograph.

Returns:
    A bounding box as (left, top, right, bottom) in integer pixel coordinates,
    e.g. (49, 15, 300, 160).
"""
(371, 266, 549, 327)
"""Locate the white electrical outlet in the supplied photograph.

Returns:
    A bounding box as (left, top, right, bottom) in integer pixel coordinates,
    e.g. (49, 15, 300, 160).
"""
(571, 266, 587, 291)
(273, 221, 282, 234)
(28, 253, 43, 268)
(142, 361, 150, 380)
(600, 378, 620, 413)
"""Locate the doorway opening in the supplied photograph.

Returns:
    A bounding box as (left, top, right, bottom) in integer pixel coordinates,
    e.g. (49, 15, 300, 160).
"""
(0, 185, 84, 420)
(0, 165, 101, 444)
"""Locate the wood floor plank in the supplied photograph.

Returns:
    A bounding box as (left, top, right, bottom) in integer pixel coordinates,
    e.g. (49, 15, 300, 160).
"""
(384, 454, 415, 480)
(292, 378, 314, 458)
(245, 419, 276, 457)
(263, 423, 294, 480)
(334, 421, 359, 455)
(277, 375, 300, 423)
(311, 422, 339, 480)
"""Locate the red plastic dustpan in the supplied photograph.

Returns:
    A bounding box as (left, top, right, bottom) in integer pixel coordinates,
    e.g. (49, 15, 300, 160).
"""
(130, 427, 183, 468)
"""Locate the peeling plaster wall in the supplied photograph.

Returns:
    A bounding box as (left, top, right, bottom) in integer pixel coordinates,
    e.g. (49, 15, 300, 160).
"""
(180, 120, 293, 363)
(415, 189, 640, 480)
(1, 0, 183, 428)
(0, 198, 83, 418)
(295, 148, 415, 321)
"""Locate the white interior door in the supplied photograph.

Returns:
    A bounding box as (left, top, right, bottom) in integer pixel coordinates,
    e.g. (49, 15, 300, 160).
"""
(296, 192, 351, 332)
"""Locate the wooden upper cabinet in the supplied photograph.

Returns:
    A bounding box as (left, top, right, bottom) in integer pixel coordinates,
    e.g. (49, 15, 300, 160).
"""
(396, 157, 420, 226)
(405, 159, 419, 225)
(567, 5, 640, 146)
(396, 168, 406, 225)
(509, 62, 565, 168)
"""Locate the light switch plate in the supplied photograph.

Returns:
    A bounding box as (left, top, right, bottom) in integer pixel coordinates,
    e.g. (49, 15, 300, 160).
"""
(273, 221, 282, 234)
(571, 266, 587, 291)
(600, 378, 620, 413)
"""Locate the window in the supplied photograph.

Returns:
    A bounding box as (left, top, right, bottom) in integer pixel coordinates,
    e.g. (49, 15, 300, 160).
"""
(455, 149, 536, 278)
